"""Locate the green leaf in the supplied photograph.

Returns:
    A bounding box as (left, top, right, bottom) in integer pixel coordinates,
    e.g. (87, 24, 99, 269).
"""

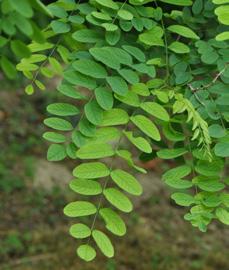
(47, 144, 66, 161)
(92, 230, 114, 258)
(103, 188, 133, 213)
(195, 159, 224, 177)
(199, 180, 225, 192)
(92, 11, 112, 21)
(49, 57, 62, 74)
(106, 76, 128, 96)
(162, 124, 185, 142)
(95, 0, 119, 10)
(95, 86, 113, 110)
(85, 100, 103, 125)
(122, 45, 146, 62)
(72, 29, 103, 43)
(77, 245, 96, 262)
(47, 103, 79, 116)
(209, 124, 226, 138)
(57, 84, 86, 100)
(115, 91, 140, 107)
(131, 83, 150, 97)
(116, 150, 147, 173)
(140, 102, 170, 121)
(215, 6, 229, 25)
(159, 0, 193, 5)
(9, 0, 33, 17)
(111, 169, 142, 196)
(43, 132, 66, 143)
(216, 208, 229, 225)
(1, 56, 17, 80)
(76, 143, 115, 159)
(69, 223, 91, 239)
(66, 143, 77, 159)
(47, 4, 67, 18)
(165, 178, 193, 189)
(93, 127, 120, 143)
(25, 85, 34, 95)
(102, 23, 118, 31)
(89, 47, 121, 69)
(214, 142, 229, 157)
(213, 0, 229, 3)
(104, 47, 133, 65)
(171, 193, 195, 206)
(118, 69, 139, 84)
(131, 115, 161, 141)
(10, 40, 31, 58)
(139, 26, 164, 46)
(216, 31, 229, 41)
(79, 118, 96, 137)
(123, 131, 152, 153)
(72, 59, 107, 79)
(162, 165, 191, 181)
(168, 41, 190, 54)
(99, 208, 126, 236)
(64, 70, 96, 90)
(167, 25, 199, 39)
(105, 29, 121, 45)
(64, 201, 97, 217)
(50, 20, 70, 34)
(221, 193, 229, 207)
(44, 117, 73, 131)
(73, 162, 110, 179)
(101, 109, 129, 126)
(70, 179, 102, 195)
(118, 10, 133, 20)
(157, 148, 188, 159)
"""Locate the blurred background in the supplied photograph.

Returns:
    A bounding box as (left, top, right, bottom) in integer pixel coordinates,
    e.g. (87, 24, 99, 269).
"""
(1, 0, 229, 269)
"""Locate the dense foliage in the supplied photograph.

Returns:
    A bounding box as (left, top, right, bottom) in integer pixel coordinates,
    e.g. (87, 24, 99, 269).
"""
(17, 0, 229, 262)
(0, 0, 52, 79)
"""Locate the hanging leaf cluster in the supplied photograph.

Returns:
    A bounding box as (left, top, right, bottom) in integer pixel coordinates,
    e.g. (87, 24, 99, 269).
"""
(17, 0, 229, 262)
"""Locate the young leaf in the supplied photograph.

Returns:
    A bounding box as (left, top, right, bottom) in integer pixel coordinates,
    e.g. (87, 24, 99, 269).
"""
(43, 132, 66, 143)
(69, 223, 91, 239)
(131, 115, 161, 141)
(44, 117, 73, 131)
(167, 25, 199, 39)
(122, 45, 146, 62)
(216, 208, 229, 225)
(47, 144, 66, 161)
(123, 131, 152, 153)
(95, 86, 114, 110)
(171, 193, 195, 206)
(85, 100, 104, 125)
(73, 162, 110, 179)
(92, 230, 114, 258)
(103, 188, 133, 213)
(111, 169, 143, 196)
(72, 59, 107, 79)
(159, 0, 193, 6)
(64, 201, 97, 217)
(47, 103, 79, 116)
(165, 178, 193, 189)
(101, 109, 129, 126)
(157, 148, 188, 159)
(70, 179, 102, 195)
(77, 244, 96, 262)
(162, 165, 191, 181)
(76, 143, 115, 159)
(99, 208, 126, 236)
(140, 102, 170, 121)
(106, 76, 128, 96)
